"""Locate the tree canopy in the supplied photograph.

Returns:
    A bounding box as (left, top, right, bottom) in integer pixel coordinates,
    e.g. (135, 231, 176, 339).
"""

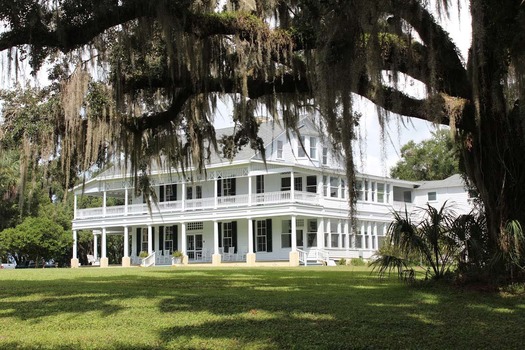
(1, 0, 525, 279)
(390, 129, 459, 181)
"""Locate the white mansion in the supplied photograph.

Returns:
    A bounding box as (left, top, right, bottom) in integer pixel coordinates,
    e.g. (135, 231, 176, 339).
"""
(70, 117, 471, 267)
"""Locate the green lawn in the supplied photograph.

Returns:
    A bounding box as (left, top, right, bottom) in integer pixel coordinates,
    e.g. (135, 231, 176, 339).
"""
(0, 266, 524, 349)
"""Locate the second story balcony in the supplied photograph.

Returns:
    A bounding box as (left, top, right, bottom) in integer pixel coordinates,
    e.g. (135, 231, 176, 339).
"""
(75, 190, 322, 220)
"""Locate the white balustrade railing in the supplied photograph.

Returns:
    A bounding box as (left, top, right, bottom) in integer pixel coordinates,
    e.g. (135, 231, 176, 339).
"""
(297, 249, 308, 266)
(141, 252, 156, 267)
(76, 190, 321, 220)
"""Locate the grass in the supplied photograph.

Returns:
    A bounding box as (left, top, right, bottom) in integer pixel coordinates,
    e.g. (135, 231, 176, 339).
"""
(0, 266, 524, 349)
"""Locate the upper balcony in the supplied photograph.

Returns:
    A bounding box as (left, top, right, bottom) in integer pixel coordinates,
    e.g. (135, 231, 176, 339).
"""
(75, 190, 322, 221)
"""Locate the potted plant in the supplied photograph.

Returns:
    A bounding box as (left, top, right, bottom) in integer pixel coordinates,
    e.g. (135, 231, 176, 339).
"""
(139, 251, 148, 266)
(172, 250, 183, 265)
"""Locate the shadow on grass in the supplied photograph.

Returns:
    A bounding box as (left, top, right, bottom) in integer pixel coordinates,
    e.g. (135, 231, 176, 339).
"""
(0, 268, 524, 349)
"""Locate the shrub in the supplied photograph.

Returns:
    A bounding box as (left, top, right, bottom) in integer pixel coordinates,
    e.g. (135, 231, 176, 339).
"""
(350, 258, 366, 266)
(138, 251, 148, 258)
(337, 258, 347, 266)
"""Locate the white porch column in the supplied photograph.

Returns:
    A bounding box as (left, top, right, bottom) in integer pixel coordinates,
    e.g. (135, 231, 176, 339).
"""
(361, 222, 366, 249)
(100, 227, 109, 268)
(214, 179, 218, 209)
(147, 225, 153, 255)
(93, 234, 99, 260)
(181, 223, 189, 264)
(103, 189, 107, 216)
(212, 221, 221, 265)
(122, 226, 131, 267)
(73, 195, 77, 219)
(131, 228, 137, 257)
(71, 230, 79, 268)
(182, 183, 186, 211)
(326, 220, 332, 248)
(289, 215, 299, 266)
(291, 215, 297, 251)
(290, 169, 295, 201)
(246, 218, 256, 265)
(124, 187, 129, 216)
(338, 220, 342, 248)
(373, 222, 378, 250)
(344, 220, 349, 251)
(248, 175, 252, 206)
(317, 218, 324, 249)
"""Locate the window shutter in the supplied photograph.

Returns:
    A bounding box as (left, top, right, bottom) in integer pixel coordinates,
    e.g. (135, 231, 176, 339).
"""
(231, 178, 236, 196)
(218, 222, 222, 247)
(152, 227, 155, 252)
(159, 226, 164, 253)
(173, 225, 178, 251)
(252, 220, 256, 252)
(232, 221, 238, 253)
(160, 186, 165, 202)
(266, 219, 273, 252)
(136, 228, 141, 254)
(217, 179, 222, 197)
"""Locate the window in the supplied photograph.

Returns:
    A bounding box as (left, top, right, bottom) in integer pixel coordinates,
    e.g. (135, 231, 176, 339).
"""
(196, 186, 202, 199)
(322, 147, 328, 165)
(331, 233, 339, 248)
(281, 176, 291, 191)
(277, 140, 283, 159)
(165, 184, 177, 201)
(341, 179, 346, 199)
(187, 222, 204, 231)
(377, 183, 385, 203)
(323, 176, 328, 196)
(428, 192, 437, 201)
(223, 178, 236, 196)
(294, 176, 303, 191)
(222, 222, 233, 250)
(141, 229, 148, 252)
(371, 182, 376, 202)
(256, 175, 264, 194)
(281, 220, 291, 248)
(310, 137, 317, 159)
(306, 176, 317, 193)
(307, 219, 318, 248)
(393, 186, 412, 203)
(404, 191, 412, 203)
(257, 220, 267, 252)
(356, 181, 364, 201)
(364, 180, 369, 201)
(165, 226, 175, 253)
(386, 184, 391, 203)
(330, 177, 338, 198)
(186, 186, 193, 200)
(298, 136, 306, 157)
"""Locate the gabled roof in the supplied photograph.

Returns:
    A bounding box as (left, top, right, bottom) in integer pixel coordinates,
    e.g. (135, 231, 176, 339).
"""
(417, 174, 465, 190)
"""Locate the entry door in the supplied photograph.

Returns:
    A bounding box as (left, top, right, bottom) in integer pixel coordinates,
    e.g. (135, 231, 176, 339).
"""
(296, 229, 304, 249)
(187, 234, 203, 259)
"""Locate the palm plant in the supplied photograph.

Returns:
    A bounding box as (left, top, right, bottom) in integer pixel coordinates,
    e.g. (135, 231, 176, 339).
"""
(372, 202, 461, 280)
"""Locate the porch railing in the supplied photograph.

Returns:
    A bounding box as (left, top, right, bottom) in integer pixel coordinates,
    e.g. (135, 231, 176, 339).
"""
(297, 249, 308, 266)
(76, 190, 322, 220)
(141, 252, 156, 267)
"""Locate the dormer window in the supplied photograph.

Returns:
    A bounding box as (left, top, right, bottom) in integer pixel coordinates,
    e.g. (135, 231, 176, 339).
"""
(310, 137, 317, 159)
(298, 136, 306, 157)
(277, 140, 283, 159)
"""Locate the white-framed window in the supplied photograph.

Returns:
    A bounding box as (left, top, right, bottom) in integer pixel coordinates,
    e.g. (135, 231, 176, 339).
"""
(257, 220, 268, 252)
(281, 176, 291, 191)
(307, 219, 317, 248)
(330, 177, 338, 198)
(277, 140, 283, 159)
(341, 179, 346, 199)
(323, 176, 328, 196)
(165, 226, 175, 253)
(298, 136, 306, 157)
(186, 185, 202, 200)
(281, 220, 291, 248)
(306, 176, 317, 193)
(428, 192, 437, 201)
(310, 137, 317, 159)
(356, 180, 364, 201)
(223, 178, 235, 196)
(322, 147, 328, 165)
(364, 180, 369, 201)
(294, 176, 303, 191)
(187, 222, 204, 231)
(165, 184, 177, 201)
(377, 183, 385, 203)
(222, 222, 233, 250)
(256, 175, 264, 194)
(141, 229, 148, 252)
